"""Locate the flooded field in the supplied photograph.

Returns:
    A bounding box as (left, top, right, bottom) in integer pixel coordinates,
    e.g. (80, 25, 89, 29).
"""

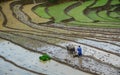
(0, 38, 91, 75)
(0, 0, 120, 75)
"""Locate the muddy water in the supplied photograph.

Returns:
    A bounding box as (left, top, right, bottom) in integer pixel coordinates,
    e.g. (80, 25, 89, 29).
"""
(0, 58, 37, 75)
(0, 38, 91, 75)
(40, 41, 119, 75)
(0, 38, 5, 42)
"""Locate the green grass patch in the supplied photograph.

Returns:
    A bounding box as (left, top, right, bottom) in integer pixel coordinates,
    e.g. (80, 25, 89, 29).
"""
(68, 21, 120, 28)
(33, 1, 120, 28)
(48, 1, 77, 22)
(87, 10, 120, 22)
(116, 12, 120, 15)
(98, 10, 120, 22)
(39, 54, 51, 61)
(110, 7, 117, 11)
(91, 0, 108, 8)
(68, 0, 94, 22)
(109, 12, 120, 19)
(87, 10, 107, 21)
(34, 7, 51, 19)
(111, 0, 120, 5)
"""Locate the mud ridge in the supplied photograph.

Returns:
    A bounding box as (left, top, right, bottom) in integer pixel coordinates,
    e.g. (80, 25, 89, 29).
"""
(0, 55, 46, 75)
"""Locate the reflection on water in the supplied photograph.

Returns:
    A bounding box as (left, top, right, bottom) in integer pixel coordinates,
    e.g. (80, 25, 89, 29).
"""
(79, 57, 82, 65)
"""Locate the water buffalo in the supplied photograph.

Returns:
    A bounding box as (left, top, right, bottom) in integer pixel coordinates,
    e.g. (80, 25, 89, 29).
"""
(66, 44, 75, 55)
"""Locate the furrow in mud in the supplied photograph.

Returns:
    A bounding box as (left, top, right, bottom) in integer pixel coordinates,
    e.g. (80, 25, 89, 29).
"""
(0, 39, 93, 75)
(0, 58, 38, 75)
(0, 55, 45, 75)
(85, 37, 120, 47)
(1, 30, 120, 58)
(0, 31, 120, 69)
(0, 32, 94, 74)
(0, 33, 119, 75)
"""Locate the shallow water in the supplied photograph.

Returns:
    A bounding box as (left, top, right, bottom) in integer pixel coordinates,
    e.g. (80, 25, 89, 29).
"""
(0, 38, 91, 75)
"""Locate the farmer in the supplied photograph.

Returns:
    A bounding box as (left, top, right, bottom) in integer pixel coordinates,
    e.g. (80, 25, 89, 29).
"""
(77, 46, 82, 56)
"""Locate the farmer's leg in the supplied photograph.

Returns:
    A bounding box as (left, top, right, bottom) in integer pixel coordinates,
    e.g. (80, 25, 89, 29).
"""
(78, 52, 82, 56)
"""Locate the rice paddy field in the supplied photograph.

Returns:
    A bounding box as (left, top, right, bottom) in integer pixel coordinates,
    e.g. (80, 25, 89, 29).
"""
(0, 0, 120, 75)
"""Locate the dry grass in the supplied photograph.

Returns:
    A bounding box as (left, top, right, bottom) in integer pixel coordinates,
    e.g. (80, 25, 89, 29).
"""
(0, 1, 45, 32)
(0, 11, 4, 29)
(22, 4, 50, 23)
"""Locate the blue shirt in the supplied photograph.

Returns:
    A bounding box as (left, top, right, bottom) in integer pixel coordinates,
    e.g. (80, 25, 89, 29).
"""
(77, 47, 82, 53)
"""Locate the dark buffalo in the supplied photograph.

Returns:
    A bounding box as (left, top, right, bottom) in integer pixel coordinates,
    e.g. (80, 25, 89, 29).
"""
(66, 44, 75, 54)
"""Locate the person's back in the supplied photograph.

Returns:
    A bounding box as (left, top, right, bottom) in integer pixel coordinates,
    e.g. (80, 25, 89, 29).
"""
(77, 46, 82, 56)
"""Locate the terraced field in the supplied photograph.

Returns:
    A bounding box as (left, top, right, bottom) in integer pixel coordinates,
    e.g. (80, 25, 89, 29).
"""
(0, 0, 120, 75)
